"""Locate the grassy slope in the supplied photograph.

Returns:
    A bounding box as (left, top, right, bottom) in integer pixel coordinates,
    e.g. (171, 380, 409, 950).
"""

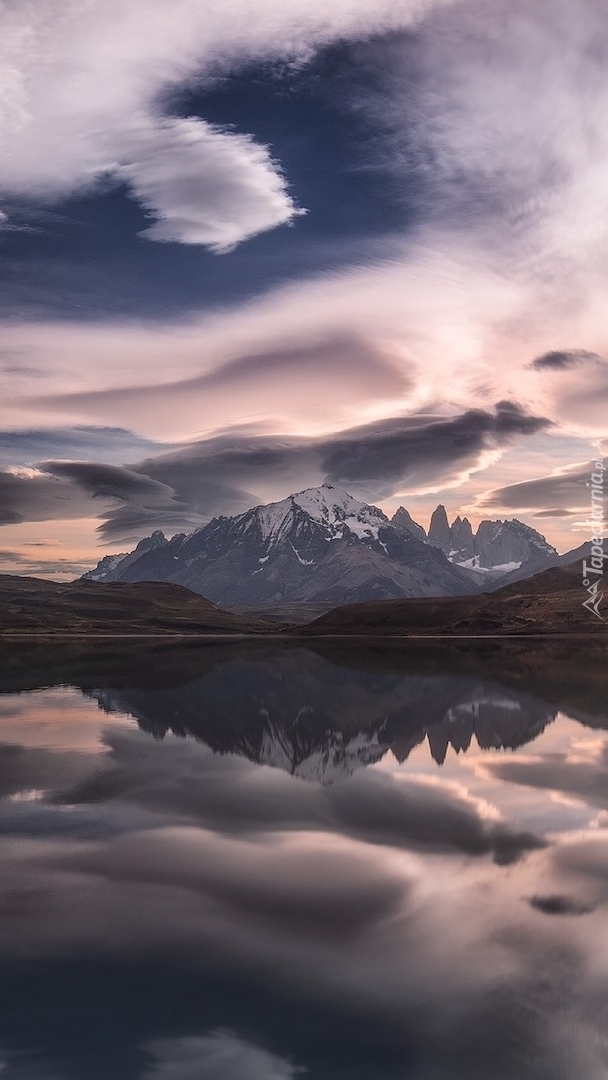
(0, 575, 269, 635)
(300, 563, 607, 636)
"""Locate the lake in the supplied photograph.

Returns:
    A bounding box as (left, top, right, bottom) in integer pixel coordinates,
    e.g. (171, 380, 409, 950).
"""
(0, 638, 607, 1079)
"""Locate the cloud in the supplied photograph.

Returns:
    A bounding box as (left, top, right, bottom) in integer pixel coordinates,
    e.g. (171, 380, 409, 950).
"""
(0, 742, 90, 802)
(0, 246, 530, 443)
(32, 335, 410, 437)
(478, 459, 598, 514)
(551, 362, 608, 434)
(0, 460, 197, 538)
(332, 0, 608, 435)
(50, 461, 209, 538)
(1, 0, 607, 564)
(533, 509, 579, 518)
(119, 116, 304, 252)
(530, 350, 602, 372)
(143, 1031, 304, 1080)
(320, 401, 548, 491)
(488, 744, 608, 818)
(119, 402, 549, 536)
(45, 461, 176, 504)
(374, 0, 608, 258)
(521, 349, 608, 437)
(0, 678, 603, 1080)
(68, 822, 410, 950)
(326, 770, 544, 866)
(528, 894, 597, 917)
(0, 465, 93, 526)
(0, 0, 444, 251)
(0, 426, 169, 466)
(62, 721, 544, 866)
(0, 549, 93, 577)
(0, 402, 549, 541)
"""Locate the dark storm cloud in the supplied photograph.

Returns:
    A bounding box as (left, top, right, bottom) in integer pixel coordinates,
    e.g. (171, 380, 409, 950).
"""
(45, 461, 177, 503)
(122, 401, 548, 538)
(0, 461, 201, 539)
(0, 465, 93, 525)
(528, 894, 597, 917)
(530, 350, 602, 371)
(0, 402, 549, 541)
(320, 401, 548, 486)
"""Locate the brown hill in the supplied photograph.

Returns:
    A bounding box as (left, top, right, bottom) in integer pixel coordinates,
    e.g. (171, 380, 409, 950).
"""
(300, 562, 607, 636)
(0, 575, 270, 636)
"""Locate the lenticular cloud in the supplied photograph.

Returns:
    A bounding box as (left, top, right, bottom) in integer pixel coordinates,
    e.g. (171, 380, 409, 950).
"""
(143, 1031, 304, 1080)
(120, 117, 302, 251)
(0, 0, 444, 250)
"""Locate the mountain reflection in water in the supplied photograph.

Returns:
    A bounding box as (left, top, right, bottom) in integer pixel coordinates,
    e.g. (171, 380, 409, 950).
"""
(91, 652, 555, 781)
(0, 639, 607, 1080)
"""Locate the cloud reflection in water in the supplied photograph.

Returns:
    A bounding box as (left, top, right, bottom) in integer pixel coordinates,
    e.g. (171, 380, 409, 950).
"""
(0, 641, 607, 1079)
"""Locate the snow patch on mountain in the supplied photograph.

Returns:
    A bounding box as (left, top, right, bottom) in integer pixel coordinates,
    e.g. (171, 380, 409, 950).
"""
(255, 502, 295, 544)
(455, 556, 523, 574)
(289, 542, 315, 566)
(252, 484, 388, 547)
(83, 553, 128, 581)
(256, 725, 386, 783)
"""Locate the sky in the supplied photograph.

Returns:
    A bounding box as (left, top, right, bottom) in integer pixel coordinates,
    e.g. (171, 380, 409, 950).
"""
(0, 0, 607, 576)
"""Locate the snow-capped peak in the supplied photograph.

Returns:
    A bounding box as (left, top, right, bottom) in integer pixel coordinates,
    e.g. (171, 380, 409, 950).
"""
(291, 484, 385, 527)
(249, 484, 388, 545)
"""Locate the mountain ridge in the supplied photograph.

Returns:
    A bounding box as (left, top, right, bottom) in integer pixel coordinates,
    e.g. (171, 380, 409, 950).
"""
(83, 484, 478, 605)
(83, 483, 565, 606)
(299, 562, 607, 636)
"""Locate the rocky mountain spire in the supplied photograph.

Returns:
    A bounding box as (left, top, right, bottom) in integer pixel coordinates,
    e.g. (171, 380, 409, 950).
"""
(450, 515, 475, 560)
(474, 519, 556, 569)
(428, 505, 451, 553)
(391, 507, 426, 540)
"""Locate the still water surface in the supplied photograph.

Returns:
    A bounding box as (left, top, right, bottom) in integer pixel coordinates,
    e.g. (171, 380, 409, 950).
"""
(1, 639, 607, 1080)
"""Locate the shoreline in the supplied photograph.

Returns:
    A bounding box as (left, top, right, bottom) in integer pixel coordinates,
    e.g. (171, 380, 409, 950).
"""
(0, 631, 606, 641)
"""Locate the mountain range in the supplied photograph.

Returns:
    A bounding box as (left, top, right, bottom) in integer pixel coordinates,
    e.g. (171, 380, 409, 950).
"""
(83, 484, 574, 607)
(425, 503, 559, 581)
(302, 561, 606, 636)
(2, 558, 603, 636)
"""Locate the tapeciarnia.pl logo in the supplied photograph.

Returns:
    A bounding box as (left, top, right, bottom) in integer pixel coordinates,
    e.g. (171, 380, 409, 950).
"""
(582, 459, 606, 620)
